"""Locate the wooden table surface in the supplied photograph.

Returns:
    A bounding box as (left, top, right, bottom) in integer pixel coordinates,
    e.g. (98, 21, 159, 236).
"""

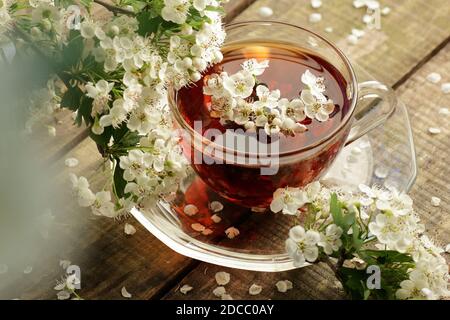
(1, 0, 449, 300)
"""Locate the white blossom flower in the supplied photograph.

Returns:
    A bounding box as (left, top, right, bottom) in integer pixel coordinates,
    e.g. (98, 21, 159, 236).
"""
(279, 98, 306, 122)
(99, 99, 128, 129)
(270, 187, 307, 215)
(119, 150, 146, 181)
(85, 80, 114, 117)
(161, 0, 190, 25)
(31, 3, 60, 24)
(375, 188, 413, 216)
(318, 224, 343, 255)
(301, 70, 325, 97)
(396, 271, 432, 300)
(241, 59, 269, 76)
(285, 226, 320, 266)
(127, 105, 162, 134)
(253, 85, 280, 110)
(91, 191, 115, 217)
(69, 174, 95, 207)
(222, 71, 255, 99)
(301, 89, 335, 122)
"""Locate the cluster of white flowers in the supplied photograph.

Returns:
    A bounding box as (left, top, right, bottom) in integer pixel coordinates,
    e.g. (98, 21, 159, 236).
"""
(204, 60, 335, 135)
(271, 182, 449, 300)
(10, 0, 226, 218)
(69, 127, 187, 218)
(24, 78, 61, 134)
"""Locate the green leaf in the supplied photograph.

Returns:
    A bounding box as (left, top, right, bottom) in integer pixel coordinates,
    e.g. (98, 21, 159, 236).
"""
(352, 223, 364, 251)
(338, 267, 367, 300)
(113, 162, 127, 198)
(61, 30, 84, 69)
(61, 86, 83, 111)
(330, 193, 342, 226)
(137, 13, 162, 36)
(360, 250, 414, 264)
(89, 125, 113, 148)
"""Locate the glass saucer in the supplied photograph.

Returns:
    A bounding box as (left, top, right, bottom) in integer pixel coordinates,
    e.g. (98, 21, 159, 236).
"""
(131, 69, 417, 272)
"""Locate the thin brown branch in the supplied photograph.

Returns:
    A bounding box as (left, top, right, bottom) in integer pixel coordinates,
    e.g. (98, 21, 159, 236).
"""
(93, 0, 134, 16)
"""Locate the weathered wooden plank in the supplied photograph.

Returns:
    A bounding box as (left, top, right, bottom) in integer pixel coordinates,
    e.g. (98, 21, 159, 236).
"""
(233, 0, 450, 87)
(0, 138, 199, 300)
(0, 0, 258, 300)
(163, 0, 450, 300)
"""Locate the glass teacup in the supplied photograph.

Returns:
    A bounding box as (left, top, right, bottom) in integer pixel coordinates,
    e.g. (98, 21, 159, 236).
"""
(169, 21, 397, 208)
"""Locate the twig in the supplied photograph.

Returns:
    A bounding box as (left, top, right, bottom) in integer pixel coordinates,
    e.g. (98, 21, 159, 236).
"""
(93, 0, 134, 15)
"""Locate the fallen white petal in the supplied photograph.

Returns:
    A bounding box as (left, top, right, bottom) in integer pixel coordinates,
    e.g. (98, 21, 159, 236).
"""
(124, 223, 136, 235)
(428, 127, 441, 135)
(225, 227, 240, 239)
(211, 214, 222, 223)
(212, 286, 226, 298)
(311, 0, 322, 9)
(426, 72, 441, 83)
(285, 280, 293, 290)
(65, 157, 79, 168)
(381, 6, 391, 15)
(347, 34, 359, 45)
(276, 280, 288, 293)
(221, 294, 233, 300)
(431, 196, 441, 207)
(445, 243, 450, 253)
(23, 266, 33, 274)
(438, 107, 449, 115)
(180, 284, 193, 295)
(249, 284, 263, 296)
(441, 83, 450, 94)
(309, 13, 322, 23)
(184, 204, 199, 216)
(352, 28, 365, 38)
(202, 228, 213, 236)
(258, 6, 273, 18)
(324, 27, 334, 33)
(47, 126, 56, 137)
(191, 223, 206, 232)
(374, 166, 389, 179)
(210, 201, 224, 212)
(215, 271, 231, 286)
(121, 286, 132, 298)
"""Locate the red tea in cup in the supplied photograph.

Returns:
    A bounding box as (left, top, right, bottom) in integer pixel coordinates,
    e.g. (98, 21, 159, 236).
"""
(174, 41, 352, 208)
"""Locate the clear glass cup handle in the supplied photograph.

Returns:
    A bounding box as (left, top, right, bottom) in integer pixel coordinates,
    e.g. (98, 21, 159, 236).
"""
(345, 81, 397, 145)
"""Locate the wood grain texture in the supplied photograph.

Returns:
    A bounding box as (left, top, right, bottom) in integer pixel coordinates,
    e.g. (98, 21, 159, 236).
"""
(3, 0, 450, 300)
(163, 0, 450, 300)
(233, 0, 450, 88)
(0, 0, 255, 300)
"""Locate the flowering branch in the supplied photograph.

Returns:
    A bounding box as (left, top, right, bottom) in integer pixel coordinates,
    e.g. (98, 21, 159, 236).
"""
(3, 0, 227, 219)
(271, 182, 449, 300)
(204, 59, 336, 135)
